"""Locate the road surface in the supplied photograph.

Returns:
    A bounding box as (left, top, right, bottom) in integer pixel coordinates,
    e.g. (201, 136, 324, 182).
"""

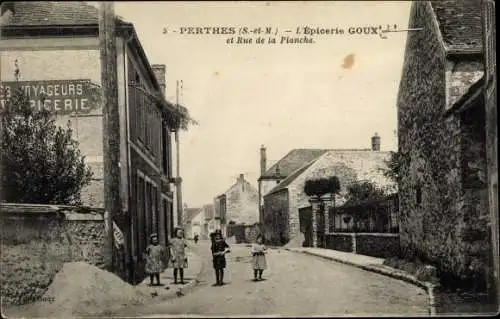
(120, 241, 429, 317)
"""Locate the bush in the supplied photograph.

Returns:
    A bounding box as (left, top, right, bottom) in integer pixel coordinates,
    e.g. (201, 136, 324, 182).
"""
(1, 88, 92, 204)
(304, 176, 340, 197)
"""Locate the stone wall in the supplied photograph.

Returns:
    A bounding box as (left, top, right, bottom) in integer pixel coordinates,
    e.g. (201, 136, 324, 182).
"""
(80, 162, 104, 208)
(262, 189, 289, 245)
(325, 234, 352, 252)
(0, 205, 105, 305)
(397, 1, 490, 290)
(355, 234, 400, 259)
(325, 233, 399, 258)
(226, 223, 260, 244)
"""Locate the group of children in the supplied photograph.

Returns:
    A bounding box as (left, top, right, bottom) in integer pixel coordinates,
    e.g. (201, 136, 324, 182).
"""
(143, 228, 268, 287)
(144, 228, 188, 286)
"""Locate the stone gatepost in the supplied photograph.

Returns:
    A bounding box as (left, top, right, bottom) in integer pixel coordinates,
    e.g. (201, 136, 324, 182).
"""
(321, 194, 335, 235)
(309, 196, 321, 247)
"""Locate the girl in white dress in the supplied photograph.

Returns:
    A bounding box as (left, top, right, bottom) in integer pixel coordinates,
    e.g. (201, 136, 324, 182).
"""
(251, 234, 267, 281)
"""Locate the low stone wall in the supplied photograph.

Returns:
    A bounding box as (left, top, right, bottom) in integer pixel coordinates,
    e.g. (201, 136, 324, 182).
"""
(355, 233, 400, 258)
(227, 223, 260, 244)
(0, 204, 105, 306)
(326, 233, 400, 258)
(325, 234, 352, 252)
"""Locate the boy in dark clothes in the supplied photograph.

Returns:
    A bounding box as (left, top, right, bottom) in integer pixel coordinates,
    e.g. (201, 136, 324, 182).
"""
(211, 231, 230, 286)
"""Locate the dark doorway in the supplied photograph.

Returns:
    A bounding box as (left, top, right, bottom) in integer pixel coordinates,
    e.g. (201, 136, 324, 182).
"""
(317, 203, 325, 248)
(299, 206, 313, 247)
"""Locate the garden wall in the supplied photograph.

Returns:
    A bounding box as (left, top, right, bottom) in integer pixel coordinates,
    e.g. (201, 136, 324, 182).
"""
(227, 222, 260, 244)
(325, 233, 352, 252)
(0, 204, 105, 306)
(325, 233, 400, 259)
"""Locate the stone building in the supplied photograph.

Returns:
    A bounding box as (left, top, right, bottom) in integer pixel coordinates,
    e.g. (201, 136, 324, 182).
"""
(262, 135, 393, 245)
(183, 207, 203, 239)
(397, 0, 492, 289)
(0, 2, 181, 282)
(214, 193, 227, 235)
(258, 146, 330, 223)
(215, 174, 259, 236)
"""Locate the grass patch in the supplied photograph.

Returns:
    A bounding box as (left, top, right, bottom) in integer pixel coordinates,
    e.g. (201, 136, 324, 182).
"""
(383, 256, 439, 285)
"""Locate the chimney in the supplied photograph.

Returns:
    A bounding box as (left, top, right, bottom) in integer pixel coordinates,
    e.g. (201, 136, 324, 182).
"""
(260, 145, 267, 176)
(371, 133, 381, 151)
(151, 64, 166, 96)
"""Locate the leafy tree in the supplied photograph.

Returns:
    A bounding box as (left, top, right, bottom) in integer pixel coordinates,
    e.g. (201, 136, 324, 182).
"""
(345, 180, 386, 205)
(382, 150, 408, 185)
(304, 176, 341, 197)
(1, 89, 93, 204)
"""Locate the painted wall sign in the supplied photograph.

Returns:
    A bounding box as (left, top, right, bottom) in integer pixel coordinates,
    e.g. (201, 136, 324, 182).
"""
(113, 221, 125, 248)
(0, 79, 101, 114)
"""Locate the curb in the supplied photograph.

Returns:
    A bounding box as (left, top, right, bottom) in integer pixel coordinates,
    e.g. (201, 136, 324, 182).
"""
(286, 248, 438, 316)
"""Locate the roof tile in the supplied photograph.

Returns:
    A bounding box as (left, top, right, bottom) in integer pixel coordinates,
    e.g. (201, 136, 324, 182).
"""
(4, 1, 127, 26)
(430, 0, 483, 50)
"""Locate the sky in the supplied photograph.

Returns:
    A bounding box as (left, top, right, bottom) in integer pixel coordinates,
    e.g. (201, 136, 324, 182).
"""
(111, 1, 412, 208)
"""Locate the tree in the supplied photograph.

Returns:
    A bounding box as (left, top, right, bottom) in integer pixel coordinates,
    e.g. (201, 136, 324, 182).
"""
(304, 176, 341, 197)
(345, 180, 386, 205)
(382, 150, 409, 185)
(1, 89, 93, 204)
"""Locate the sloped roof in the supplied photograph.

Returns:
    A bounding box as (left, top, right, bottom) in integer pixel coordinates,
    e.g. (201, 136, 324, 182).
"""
(3, 1, 127, 26)
(184, 208, 202, 223)
(267, 159, 318, 195)
(260, 149, 331, 179)
(430, 0, 483, 51)
(264, 150, 395, 208)
(221, 177, 258, 197)
(1, 1, 185, 123)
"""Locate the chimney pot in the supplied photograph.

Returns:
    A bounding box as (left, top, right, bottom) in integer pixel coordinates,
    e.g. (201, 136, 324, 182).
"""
(371, 133, 381, 151)
(260, 145, 267, 176)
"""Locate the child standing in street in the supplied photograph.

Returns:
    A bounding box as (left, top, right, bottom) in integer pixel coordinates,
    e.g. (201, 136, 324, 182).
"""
(144, 233, 166, 286)
(251, 234, 267, 281)
(169, 228, 188, 284)
(211, 231, 230, 286)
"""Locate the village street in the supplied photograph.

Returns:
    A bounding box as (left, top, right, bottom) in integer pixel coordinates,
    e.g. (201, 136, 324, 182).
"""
(119, 242, 429, 317)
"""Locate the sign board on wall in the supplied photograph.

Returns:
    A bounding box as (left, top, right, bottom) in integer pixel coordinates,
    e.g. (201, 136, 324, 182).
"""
(0, 79, 101, 114)
(113, 221, 125, 248)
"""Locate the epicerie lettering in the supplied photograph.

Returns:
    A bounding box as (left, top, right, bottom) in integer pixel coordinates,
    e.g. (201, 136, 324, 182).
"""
(0, 98, 90, 112)
(297, 26, 345, 36)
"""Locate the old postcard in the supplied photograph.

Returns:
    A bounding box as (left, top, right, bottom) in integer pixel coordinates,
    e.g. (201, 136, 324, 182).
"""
(0, 0, 498, 317)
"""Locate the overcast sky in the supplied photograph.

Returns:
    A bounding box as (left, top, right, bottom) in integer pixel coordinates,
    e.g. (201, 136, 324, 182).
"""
(112, 1, 412, 208)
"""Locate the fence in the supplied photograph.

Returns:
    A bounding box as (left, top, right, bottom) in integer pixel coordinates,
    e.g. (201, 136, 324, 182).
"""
(324, 194, 400, 258)
(329, 194, 399, 233)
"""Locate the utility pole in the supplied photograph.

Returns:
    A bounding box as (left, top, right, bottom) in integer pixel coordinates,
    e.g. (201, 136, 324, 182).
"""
(175, 80, 183, 227)
(99, 1, 121, 272)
